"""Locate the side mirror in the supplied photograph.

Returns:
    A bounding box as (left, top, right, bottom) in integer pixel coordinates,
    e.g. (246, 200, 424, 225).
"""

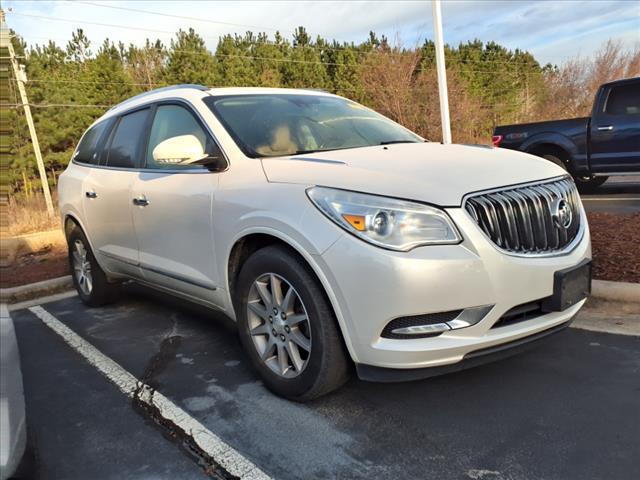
(152, 135, 225, 169)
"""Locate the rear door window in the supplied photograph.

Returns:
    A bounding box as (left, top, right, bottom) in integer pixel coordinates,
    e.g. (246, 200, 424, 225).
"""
(605, 83, 640, 115)
(105, 109, 150, 168)
(73, 120, 111, 165)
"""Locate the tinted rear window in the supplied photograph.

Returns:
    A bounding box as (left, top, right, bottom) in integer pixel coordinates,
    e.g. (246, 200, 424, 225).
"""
(106, 109, 150, 168)
(74, 120, 110, 164)
(605, 83, 640, 115)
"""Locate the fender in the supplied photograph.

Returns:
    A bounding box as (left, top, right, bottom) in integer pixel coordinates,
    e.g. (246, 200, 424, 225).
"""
(520, 132, 585, 171)
(62, 210, 106, 272)
(223, 226, 359, 363)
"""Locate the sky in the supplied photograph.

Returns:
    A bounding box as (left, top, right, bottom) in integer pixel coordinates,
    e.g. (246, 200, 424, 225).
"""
(3, 0, 639, 65)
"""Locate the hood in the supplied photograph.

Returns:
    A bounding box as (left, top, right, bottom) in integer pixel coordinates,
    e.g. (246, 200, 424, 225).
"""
(261, 143, 565, 206)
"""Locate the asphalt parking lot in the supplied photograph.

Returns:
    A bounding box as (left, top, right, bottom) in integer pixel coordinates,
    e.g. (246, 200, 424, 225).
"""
(581, 175, 640, 213)
(10, 285, 640, 480)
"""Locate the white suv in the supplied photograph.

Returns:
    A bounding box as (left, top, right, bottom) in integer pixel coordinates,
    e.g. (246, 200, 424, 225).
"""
(59, 85, 591, 400)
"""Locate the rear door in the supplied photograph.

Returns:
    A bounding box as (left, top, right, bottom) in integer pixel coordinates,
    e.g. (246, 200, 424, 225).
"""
(82, 107, 151, 278)
(589, 81, 640, 173)
(131, 102, 226, 306)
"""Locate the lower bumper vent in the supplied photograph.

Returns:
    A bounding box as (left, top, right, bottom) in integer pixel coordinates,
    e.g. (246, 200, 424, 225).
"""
(491, 300, 545, 329)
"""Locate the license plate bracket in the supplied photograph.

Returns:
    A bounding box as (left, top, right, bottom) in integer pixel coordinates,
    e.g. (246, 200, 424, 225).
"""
(541, 260, 592, 312)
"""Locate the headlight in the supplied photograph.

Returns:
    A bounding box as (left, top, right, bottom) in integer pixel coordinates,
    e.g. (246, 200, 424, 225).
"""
(306, 187, 461, 251)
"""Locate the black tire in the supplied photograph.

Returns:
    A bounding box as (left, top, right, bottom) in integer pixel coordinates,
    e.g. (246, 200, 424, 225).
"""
(235, 245, 350, 401)
(542, 154, 568, 171)
(67, 224, 120, 307)
(574, 175, 608, 193)
(540, 154, 608, 193)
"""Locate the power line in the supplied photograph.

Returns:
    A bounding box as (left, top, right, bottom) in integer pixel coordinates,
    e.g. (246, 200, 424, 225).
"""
(8, 10, 551, 67)
(72, 0, 287, 34)
(2, 102, 113, 108)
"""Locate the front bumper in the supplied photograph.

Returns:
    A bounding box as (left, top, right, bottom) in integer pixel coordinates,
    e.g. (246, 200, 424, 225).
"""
(356, 320, 573, 382)
(314, 206, 591, 372)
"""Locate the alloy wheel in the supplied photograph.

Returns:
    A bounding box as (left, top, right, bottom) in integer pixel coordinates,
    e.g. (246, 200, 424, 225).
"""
(72, 239, 93, 295)
(246, 273, 312, 378)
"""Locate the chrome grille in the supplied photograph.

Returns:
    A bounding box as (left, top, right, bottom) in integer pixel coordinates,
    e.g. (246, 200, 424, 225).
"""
(465, 176, 582, 255)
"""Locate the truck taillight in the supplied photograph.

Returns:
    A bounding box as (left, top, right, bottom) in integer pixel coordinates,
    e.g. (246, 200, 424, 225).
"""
(492, 135, 503, 147)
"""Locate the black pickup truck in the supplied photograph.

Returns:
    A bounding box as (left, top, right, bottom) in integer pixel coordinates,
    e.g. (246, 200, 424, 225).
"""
(493, 77, 639, 192)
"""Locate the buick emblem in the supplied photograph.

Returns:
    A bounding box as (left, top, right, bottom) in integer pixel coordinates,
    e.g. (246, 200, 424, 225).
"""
(551, 199, 572, 229)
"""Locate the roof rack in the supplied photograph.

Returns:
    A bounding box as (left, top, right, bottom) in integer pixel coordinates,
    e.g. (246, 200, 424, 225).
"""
(108, 84, 208, 111)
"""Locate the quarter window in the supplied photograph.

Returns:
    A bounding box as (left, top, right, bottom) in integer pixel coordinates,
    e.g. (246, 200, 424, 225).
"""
(105, 109, 150, 168)
(74, 120, 110, 165)
(146, 105, 210, 169)
(605, 84, 640, 115)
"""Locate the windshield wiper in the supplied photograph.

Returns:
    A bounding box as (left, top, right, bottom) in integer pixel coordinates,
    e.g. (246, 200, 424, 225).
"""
(379, 140, 419, 145)
(293, 149, 324, 155)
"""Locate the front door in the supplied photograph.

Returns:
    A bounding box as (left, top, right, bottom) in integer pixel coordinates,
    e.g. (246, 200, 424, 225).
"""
(83, 107, 151, 278)
(131, 103, 225, 305)
(589, 81, 640, 173)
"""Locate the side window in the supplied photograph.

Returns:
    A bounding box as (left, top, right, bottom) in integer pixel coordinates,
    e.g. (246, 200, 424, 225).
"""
(605, 84, 640, 115)
(146, 104, 213, 169)
(74, 120, 110, 165)
(105, 109, 150, 168)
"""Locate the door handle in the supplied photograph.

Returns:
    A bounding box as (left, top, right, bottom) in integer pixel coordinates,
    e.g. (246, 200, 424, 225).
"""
(132, 195, 149, 207)
(597, 125, 614, 131)
(85, 190, 98, 199)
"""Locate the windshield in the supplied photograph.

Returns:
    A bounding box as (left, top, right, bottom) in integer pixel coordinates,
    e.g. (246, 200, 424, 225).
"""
(203, 94, 422, 158)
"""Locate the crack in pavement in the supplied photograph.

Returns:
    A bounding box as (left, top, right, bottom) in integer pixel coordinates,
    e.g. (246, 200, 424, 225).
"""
(27, 305, 271, 480)
(132, 334, 241, 479)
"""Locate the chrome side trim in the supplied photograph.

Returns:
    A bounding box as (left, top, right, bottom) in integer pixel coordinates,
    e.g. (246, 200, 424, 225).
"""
(74, 96, 231, 173)
(97, 249, 139, 266)
(391, 322, 451, 336)
(139, 264, 217, 291)
(390, 305, 494, 336)
(447, 305, 494, 330)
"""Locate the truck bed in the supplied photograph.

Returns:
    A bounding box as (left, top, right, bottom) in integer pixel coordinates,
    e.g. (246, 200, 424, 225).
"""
(494, 117, 589, 151)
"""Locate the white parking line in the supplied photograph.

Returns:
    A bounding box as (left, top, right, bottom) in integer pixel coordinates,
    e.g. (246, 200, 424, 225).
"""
(582, 197, 640, 201)
(28, 305, 272, 480)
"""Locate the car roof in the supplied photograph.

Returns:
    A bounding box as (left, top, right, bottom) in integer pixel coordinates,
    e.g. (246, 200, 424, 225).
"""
(206, 86, 334, 97)
(601, 76, 639, 89)
(98, 85, 336, 125)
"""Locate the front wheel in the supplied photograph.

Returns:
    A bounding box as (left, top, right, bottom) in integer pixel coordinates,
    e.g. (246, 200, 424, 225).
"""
(67, 225, 120, 307)
(574, 175, 608, 193)
(235, 245, 350, 401)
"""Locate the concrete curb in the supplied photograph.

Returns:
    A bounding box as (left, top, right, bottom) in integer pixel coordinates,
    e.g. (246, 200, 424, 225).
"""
(0, 276, 73, 304)
(1, 275, 638, 308)
(591, 279, 640, 304)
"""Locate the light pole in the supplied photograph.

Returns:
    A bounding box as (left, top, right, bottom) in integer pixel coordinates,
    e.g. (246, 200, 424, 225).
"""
(1, 9, 55, 217)
(432, 0, 452, 144)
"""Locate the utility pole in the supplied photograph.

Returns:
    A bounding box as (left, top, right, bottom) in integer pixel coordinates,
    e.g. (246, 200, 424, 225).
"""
(431, 0, 452, 144)
(1, 9, 55, 217)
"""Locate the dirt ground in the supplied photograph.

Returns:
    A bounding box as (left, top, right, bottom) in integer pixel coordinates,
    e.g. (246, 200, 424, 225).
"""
(1, 245, 69, 288)
(2, 213, 638, 288)
(587, 212, 640, 284)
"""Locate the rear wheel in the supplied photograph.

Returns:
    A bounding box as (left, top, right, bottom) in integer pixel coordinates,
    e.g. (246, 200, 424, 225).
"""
(540, 153, 608, 193)
(542, 154, 568, 171)
(235, 245, 350, 401)
(574, 175, 608, 193)
(67, 224, 120, 306)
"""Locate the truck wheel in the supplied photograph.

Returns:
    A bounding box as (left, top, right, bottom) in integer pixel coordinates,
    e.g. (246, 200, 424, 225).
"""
(542, 154, 568, 171)
(575, 175, 608, 193)
(235, 245, 350, 401)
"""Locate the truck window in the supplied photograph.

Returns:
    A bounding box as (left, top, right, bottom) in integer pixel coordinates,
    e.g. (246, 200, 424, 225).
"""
(605, 84, 640, 115)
